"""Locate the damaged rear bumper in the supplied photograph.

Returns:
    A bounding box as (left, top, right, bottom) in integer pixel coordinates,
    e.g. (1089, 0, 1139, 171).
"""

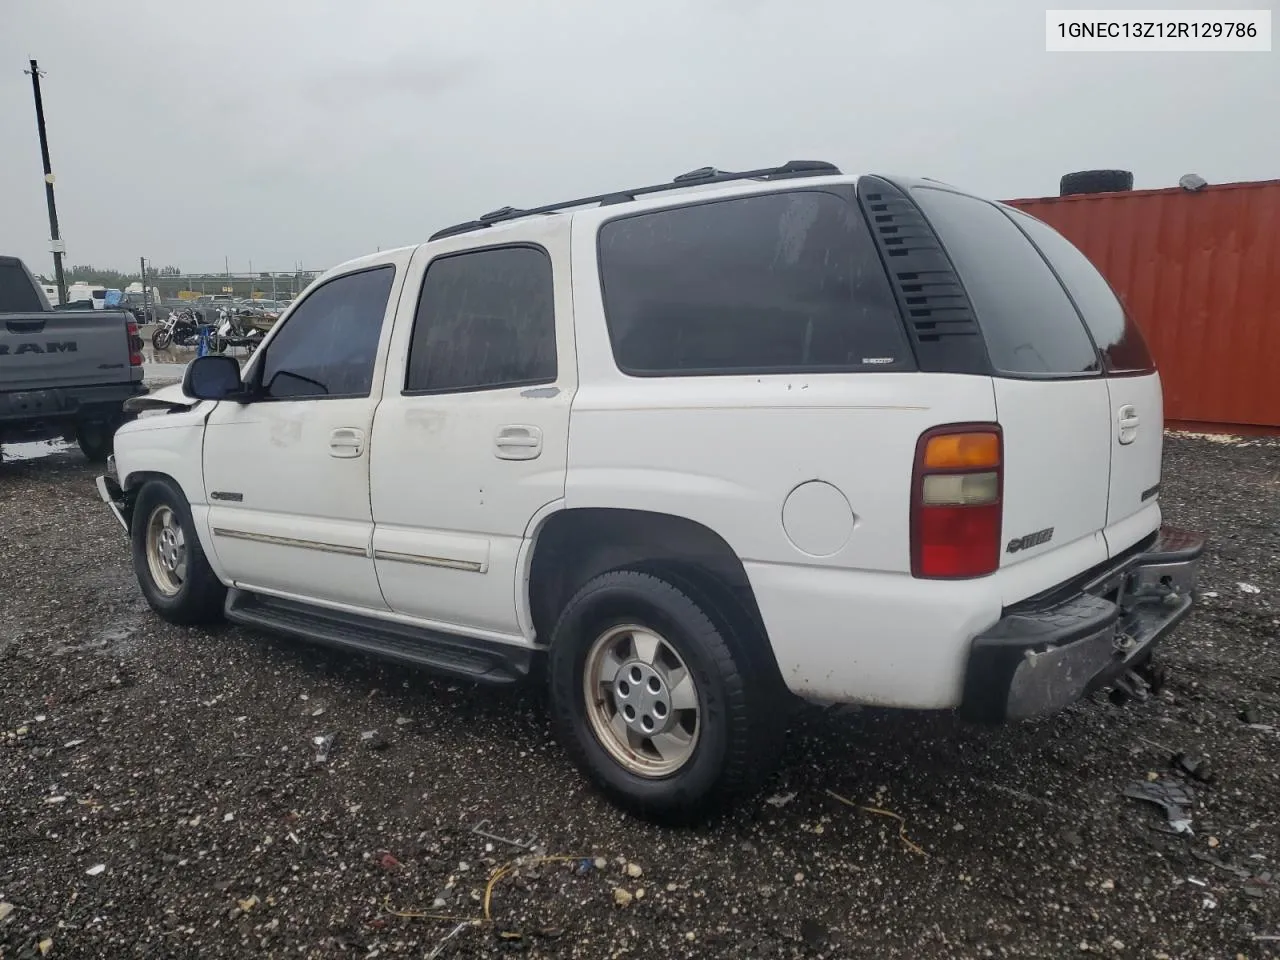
(961, 525, 1204, 722)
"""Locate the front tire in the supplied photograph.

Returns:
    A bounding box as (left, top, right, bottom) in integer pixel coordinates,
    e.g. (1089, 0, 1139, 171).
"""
(152, 327, 172, 350)
(548, 569, 782, 821)
(130, 478, 226, 625)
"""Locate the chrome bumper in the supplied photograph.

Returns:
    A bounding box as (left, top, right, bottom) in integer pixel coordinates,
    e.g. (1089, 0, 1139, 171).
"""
(962, 525, 1205, 722)
(95, 466, 130, 533)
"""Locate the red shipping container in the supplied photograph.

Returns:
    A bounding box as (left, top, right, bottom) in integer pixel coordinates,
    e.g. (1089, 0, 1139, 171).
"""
(1008, 180, 1280, 432)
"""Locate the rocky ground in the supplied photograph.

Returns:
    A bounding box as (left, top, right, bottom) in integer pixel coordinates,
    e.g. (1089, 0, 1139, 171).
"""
(1, 434, 1277, 959)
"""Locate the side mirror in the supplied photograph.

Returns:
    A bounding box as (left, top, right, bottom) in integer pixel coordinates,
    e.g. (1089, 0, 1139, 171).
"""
(183, 355, 245, 401)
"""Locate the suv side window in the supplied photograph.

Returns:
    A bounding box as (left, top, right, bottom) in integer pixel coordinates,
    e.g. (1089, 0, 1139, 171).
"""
(405, 245, 556, 394)
(911, 187, 1100, 377)
(1006, 209, 1155, 374)
(597, 190, 912, 376)
(259, 265, 394, 400)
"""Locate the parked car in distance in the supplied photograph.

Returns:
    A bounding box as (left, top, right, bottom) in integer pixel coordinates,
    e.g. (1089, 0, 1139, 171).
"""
(1, 254, 145, 461)
(96, 162, 1204, 821)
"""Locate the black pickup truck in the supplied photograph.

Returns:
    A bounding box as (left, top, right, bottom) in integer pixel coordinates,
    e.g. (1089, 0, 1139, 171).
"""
(1, 255, 146, 462)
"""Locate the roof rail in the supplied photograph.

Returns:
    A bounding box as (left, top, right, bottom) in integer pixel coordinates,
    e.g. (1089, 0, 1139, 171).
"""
(428, 160, 842, 241)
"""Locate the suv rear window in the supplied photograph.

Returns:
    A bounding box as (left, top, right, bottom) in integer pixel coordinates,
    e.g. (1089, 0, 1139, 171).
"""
(1006, 209, 1155, 374)
(911, 186, 1100, 377)
(597, 190, 911, 376)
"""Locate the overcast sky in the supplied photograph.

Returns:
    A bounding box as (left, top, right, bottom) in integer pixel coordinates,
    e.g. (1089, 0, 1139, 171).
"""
(2, 0, 1276, 276)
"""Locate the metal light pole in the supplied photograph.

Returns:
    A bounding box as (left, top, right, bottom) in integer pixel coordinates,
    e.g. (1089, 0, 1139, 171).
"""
(25, 59, 67, 306)
(139, 256, 149, 322)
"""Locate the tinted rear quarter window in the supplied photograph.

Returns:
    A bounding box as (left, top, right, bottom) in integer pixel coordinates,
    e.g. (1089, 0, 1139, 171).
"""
(598, 190, 911, 376)
(1006, 209, 1155, 374)
(911, 187, 1100, 377)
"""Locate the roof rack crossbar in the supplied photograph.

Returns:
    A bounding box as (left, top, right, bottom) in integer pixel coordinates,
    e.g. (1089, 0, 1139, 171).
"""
(428, 160, 841, 241)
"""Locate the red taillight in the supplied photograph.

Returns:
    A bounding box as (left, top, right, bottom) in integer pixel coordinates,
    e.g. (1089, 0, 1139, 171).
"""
(911, 424, 1003, 579)
(127, 319, 143, 366)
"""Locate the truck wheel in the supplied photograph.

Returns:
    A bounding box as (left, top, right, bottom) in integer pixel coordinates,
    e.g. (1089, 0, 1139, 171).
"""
(130, 478, 226, 625)
(76, 421, 117, 463)
(548, 569, 781, 821)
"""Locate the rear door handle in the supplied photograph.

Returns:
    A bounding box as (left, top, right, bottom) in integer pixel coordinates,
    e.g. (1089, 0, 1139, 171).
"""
(329, 427, 365, 458)
(1117, 405, 1140, 445)
(495, 424, 543, 460)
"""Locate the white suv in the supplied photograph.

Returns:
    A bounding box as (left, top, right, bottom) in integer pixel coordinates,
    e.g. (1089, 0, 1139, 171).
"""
(97, 162, 1203, 820)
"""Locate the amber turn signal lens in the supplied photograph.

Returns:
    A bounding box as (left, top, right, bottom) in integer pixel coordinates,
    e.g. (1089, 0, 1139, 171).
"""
(923, 432, 1001, 470)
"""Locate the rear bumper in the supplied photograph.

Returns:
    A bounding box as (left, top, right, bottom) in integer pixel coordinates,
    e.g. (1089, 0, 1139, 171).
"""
(0, 381, 147, 426)
(961, 525, 1204, 722)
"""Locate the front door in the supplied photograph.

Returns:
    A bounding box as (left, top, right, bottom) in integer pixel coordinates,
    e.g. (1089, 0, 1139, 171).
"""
(369, 222, 575, 641)
(202, 259, 406, 609)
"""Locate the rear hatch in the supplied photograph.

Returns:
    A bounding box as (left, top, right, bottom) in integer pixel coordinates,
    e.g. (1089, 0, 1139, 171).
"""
(866, 179, 1162, 597)
(0, 310, 137, 390)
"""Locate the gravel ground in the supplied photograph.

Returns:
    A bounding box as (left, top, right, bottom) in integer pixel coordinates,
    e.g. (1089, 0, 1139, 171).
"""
(1, 434, 1277, 959)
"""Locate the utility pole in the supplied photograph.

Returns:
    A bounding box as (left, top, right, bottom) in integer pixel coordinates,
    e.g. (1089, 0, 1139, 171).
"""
(25, 59, 67, 306)
(139, 256, 149, 322)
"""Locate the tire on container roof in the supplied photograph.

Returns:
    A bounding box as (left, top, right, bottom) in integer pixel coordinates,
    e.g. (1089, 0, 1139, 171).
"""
(1059, 169, 1134, 197)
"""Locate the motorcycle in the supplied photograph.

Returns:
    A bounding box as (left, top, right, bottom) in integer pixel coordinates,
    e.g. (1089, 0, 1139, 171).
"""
(151, 308, 209, 350)
(209, 307, 266, 354)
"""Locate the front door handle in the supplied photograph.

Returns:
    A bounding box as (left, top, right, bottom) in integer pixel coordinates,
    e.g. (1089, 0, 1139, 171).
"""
(495, 424, 543, 460)
(329, 427, 365, 458)
(1117, 405, 1140, 445)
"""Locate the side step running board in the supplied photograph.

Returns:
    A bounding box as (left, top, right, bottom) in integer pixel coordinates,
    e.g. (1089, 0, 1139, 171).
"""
(224, 588, 531, 685)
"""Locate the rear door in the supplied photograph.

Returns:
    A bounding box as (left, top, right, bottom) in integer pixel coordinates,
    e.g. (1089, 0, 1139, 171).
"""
(909, 186, 1113, 579)
(1007, 210, 1163, 556)
(368, 221, 574, 641)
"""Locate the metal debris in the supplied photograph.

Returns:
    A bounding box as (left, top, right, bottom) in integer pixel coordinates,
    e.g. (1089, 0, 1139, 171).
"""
(470, 818, 536, 851)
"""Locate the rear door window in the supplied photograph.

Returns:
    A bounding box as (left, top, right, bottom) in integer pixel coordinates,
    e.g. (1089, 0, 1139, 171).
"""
(1006, 209, 1155, 374)
(597, 190, 911, 376)
(406, 245, 557, 394)
(911, 187, 1100, 377)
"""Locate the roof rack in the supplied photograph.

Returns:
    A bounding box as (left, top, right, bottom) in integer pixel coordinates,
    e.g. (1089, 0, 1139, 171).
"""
(428, 160, 842, 241)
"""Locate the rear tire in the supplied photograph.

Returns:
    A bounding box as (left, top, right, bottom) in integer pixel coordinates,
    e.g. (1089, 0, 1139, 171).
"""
(76, 420, 119, 463)
(130, 478, 226, 625)
(548, 569, 783, 822)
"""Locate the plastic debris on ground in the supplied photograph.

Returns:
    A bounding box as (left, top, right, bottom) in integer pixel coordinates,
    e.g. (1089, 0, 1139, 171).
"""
(360, 729, 389, 751)
(765, 791, 796, 808)
(1238, 582, 1261, 594)
(312, 733, 336, 763)
(1122, 779, 1194, 835)
(1171, 752, 1215, 783)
